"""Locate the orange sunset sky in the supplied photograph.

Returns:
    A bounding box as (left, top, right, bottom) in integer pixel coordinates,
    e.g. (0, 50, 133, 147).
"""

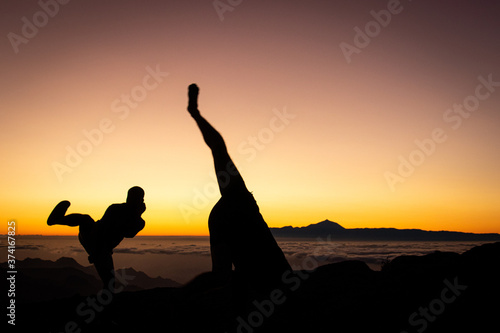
(1, 0, 499, 236)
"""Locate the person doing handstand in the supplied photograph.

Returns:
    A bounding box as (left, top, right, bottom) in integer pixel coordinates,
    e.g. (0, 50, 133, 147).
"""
(47, 186, 146, 291)
(187, 84, 291, 290)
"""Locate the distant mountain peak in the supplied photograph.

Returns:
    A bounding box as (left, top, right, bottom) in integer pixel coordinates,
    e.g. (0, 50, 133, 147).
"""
(311, 220, 345, 230)
(270, 220, 500, 241)
(270, 220, 346, 237)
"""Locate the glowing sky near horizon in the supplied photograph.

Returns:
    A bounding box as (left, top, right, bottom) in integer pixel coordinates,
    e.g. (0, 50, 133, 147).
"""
(1, 0, 499, 236)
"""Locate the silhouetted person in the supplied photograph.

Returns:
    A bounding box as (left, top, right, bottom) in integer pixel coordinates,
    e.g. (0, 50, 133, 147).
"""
(187, 84, 291, 290)
(47, 186, 146, 291)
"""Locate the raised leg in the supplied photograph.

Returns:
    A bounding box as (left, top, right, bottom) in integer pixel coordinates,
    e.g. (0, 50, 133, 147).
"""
(47, 201, 96, 228)
(187, 84, 291, 289)
(187, 84, 247, 196)
(47, 201, 71, 225)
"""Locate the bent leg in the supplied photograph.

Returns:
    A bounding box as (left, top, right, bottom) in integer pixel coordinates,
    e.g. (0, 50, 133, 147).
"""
(62, 214, 94, 227)
(50, 213, 94, 227)
(47, 200, 94, 227)
(47, 201, 71, 225)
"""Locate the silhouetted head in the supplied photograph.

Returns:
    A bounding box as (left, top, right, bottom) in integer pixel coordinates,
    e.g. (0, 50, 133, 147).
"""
(127, 186, 145, 204)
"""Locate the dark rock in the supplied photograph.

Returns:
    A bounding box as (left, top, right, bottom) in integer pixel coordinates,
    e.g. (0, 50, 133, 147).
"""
(7, 242, 500, 332)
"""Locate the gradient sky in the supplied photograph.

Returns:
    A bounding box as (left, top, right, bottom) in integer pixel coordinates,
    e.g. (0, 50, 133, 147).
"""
(1, 0, 499, 236)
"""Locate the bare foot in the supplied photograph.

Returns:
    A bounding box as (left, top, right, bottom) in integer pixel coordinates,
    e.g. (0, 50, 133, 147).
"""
(188, 83, 200, 117)
(47, 201, 71, 226)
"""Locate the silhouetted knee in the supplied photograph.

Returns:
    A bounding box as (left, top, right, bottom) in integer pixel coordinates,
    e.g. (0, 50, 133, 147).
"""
(73, 214, 94, 231)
